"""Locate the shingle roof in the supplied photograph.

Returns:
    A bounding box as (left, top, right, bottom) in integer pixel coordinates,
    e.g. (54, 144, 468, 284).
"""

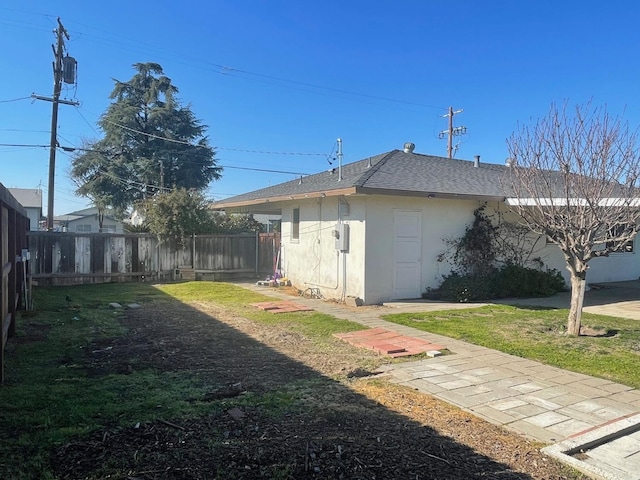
(213, 150, 510, 210)
(8, 188, 42, 209)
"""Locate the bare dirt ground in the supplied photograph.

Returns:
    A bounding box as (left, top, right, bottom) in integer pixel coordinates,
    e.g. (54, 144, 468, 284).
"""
(50, 298, 586, 479)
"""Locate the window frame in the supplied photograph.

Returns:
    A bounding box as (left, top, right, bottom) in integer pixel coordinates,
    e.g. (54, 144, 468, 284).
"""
(100, 225, 117, 233)
(291, 207, 300, 241)
(606, 224, 634, 253)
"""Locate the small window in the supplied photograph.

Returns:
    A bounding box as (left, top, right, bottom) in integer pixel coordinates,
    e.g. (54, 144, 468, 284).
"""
(76, 224, 92, 233)
(607, 225, 634, 253)
(292, 207, 300, 240)
(100, 225, 117, 233)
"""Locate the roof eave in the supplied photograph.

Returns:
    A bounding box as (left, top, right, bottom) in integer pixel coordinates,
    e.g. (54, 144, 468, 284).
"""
(211, 186, 358, 213)
(355, 186, 505, 202)
(506, 197, 640, 207)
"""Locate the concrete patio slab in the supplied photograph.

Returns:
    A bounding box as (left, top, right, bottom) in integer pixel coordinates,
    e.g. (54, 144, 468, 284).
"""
(542, 413, 640, 480)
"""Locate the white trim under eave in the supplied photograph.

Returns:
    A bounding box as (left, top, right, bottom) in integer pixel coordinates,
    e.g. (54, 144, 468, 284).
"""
(505, 197, 640, 207)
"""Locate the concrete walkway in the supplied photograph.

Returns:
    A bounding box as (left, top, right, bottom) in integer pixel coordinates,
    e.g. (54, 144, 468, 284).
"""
(238, 281, 640, 449)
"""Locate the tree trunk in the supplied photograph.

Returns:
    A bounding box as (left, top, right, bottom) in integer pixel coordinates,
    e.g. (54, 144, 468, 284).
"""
(567, 272, 587, 336)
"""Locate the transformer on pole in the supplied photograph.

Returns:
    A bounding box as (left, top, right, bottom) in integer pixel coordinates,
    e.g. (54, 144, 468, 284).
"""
(32, 18, 79, 231)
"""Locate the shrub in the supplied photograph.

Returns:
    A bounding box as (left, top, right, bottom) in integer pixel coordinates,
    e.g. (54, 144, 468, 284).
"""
(430, 266, 566, 302)
(435, 272, 495, 303)
(491, 265, 566, 298)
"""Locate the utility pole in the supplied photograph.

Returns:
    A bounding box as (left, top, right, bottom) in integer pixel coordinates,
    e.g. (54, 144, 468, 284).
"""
(439, 107, 467, 159)
(33, 18, 79, 230)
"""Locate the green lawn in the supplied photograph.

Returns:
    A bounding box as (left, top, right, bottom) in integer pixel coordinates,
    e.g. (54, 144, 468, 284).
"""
(1, 282, 616, 478)
(382, 304, 640, 388)
(0, 282, 364, 479)
(155, 281, 366, 337)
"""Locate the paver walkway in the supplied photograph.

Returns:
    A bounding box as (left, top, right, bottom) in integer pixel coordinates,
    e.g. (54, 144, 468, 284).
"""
(333, 327, 446, 357)
(239, 282, 640, 445)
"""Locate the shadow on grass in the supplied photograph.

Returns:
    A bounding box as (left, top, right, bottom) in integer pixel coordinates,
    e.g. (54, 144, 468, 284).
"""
(2, 283, 540, 479)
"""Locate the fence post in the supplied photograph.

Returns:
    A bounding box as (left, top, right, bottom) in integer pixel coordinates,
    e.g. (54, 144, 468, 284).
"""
(255, 230, 259, 276)
(192, 233, 196, 270)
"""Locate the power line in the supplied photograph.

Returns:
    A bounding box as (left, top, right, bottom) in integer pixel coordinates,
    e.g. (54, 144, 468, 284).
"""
(216, 146, 327, 157)
(0, 96, 32, 103)
(0, 143, 49, 148)
(0, 128, 51, 133)
(220, 165, 311, 175)
(97, 114, 332, 157)
(0, 11, 446, 112)
(221, 66, 446, 111)
(72, 106, 101, 136)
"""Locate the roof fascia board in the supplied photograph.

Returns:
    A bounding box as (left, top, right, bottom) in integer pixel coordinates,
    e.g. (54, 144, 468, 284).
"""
(354, 186, 505, 202)
(212, 187, 358, 210)
(506, 197, 640, 207)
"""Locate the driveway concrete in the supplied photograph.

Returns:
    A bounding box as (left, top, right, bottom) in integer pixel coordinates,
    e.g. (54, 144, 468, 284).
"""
(386, 279, 640, 319)
(494, 280, 640, 320)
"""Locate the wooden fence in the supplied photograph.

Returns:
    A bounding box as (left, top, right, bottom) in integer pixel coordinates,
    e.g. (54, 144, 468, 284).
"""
(1, 184, 29, 383)
(28, 231, 280, 286)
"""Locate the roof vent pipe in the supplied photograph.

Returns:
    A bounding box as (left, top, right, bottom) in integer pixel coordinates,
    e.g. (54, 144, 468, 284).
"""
(403, 142, 415, 153)
(474, 155, 480, 168)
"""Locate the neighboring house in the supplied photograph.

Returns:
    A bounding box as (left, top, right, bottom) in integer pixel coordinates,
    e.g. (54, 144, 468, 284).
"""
(252, 213, 281, 233)
(55, 207, 125, 233)
(212, 144, 640, 305)
(8, 188, 43, 231)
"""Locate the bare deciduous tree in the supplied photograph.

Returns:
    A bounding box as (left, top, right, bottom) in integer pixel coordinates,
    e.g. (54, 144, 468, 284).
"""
(504, 102, 640, 336)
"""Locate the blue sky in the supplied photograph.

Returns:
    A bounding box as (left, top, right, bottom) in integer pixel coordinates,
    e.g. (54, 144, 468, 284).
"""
(1, 1, 639, 215)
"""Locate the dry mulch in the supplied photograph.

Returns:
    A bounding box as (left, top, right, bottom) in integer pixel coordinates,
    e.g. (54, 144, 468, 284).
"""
(50, 297, 586, 480)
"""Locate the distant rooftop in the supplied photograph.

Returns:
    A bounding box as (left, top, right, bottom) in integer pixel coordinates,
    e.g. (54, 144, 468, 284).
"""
(8, 188, 42, 209)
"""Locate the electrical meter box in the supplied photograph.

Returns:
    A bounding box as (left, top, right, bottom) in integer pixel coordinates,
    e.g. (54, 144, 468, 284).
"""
(333, 223, 350, 252)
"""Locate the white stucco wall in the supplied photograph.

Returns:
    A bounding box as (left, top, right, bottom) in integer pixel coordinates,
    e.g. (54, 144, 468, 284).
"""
(24, 207, 41, 231)
(484, 204, 640, 286)
(279, 197, 366, 302)
(278, 194, 640, 306)
(585, 252, 639, 283)
(523, 230, 640, 286)
(363, 196, 484, 304)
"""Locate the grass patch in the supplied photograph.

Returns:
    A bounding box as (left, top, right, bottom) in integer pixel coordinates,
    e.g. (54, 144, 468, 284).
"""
(382, 304, 640, 388)
(156, 281, 366, 337)
(0, 281, 365, 479)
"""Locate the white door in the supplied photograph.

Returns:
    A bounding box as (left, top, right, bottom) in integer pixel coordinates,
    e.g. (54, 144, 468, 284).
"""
(392, 210, 422, 299)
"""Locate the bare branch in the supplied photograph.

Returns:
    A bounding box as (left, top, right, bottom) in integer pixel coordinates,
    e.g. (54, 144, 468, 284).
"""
(502, 101, 640, 335)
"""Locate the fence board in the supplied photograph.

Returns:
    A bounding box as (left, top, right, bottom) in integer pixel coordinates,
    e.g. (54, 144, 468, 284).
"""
(75, 236, 90, 273)
(91, 237, 105, 273)
(28, 232, 280, 286)
(0, 184, 29, 383)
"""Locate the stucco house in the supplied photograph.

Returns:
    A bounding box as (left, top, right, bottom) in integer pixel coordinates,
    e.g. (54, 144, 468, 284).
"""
(55, 207, 125, 233)
(8, 188, 43, 231)
(213, 144, 639, 305)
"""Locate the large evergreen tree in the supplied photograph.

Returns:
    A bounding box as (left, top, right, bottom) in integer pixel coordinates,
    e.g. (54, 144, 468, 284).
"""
(71, 62, 221, 213)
